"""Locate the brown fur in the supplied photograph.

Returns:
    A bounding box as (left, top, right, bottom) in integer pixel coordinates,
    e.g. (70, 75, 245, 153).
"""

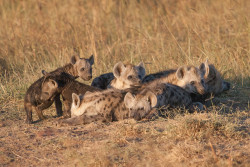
(24, 71, 71, 124)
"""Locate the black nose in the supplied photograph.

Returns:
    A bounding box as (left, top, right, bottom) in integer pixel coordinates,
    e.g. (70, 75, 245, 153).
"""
(223, 81, 230, 91)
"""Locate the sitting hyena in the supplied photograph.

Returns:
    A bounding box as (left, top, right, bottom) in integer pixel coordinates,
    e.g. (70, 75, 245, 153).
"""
(143, 65, 207, 95)
(24, 71, 72, 124)
(61, 88, 157, 125)
(24, 54, 94, 123)
(91, 62, 145, 90)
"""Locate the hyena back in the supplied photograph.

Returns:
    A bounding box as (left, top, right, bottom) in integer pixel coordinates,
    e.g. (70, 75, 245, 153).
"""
(91, 62, 145, 90)
(61, 88, 157, 125)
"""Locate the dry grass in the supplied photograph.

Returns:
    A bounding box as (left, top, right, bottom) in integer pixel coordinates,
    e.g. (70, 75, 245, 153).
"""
(0, 0, 249, 166)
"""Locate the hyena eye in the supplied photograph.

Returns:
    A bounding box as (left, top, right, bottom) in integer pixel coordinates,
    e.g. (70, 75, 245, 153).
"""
(80, 68, 85, 71)
(190, 81, 195, 85)
(127, 75, 133, 79)
(201, 79, 205, 84)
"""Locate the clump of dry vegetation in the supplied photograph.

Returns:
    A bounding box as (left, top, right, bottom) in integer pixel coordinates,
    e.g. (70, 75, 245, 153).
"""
(0, 0, 249, 166)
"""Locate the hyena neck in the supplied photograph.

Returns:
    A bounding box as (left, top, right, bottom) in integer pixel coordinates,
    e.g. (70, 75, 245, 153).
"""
(160, 72, 179, 85)
(62, 64, 78, 78)
(109, 79, 129, 90)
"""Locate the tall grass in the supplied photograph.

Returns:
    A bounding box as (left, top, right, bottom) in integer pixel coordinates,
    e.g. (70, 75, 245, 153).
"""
(0, 0, 249, 101)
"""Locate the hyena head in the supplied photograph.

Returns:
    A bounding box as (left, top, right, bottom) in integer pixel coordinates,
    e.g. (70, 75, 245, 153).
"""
(71, 55, 94, 81)
(70, 93, 84, 118)
(40, 70, 59, 101)
(124, 90, 157, 120)
(112, 61, 146, 89)
(199, 60, 230, 95)
(176, 66, 206, 95)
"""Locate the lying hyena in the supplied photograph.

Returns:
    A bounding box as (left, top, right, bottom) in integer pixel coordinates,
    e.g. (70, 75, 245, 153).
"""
(191, 60, 231, 102)
(143, 65, 207, 95)
(24, 71, 72, 124)
(61, 88, 157, 125)
(91, 62, 145, 90)
(24, 55, 94, 123)
(199, 60, 230, 95)
(140, 82, 203, 113)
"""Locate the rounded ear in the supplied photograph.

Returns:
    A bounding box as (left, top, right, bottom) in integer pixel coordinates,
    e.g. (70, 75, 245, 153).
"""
(176, 66, 185, 80)
(199, 59, 209, 77)
(42, 70, 49, 76)
(137, 62, 146, 78)
(124, 92, 135, 109)
(146, 91, 157, 108)
(113, 62, 125, 78)
(48, 79, 58, 88)
(88, 55, 94, 65)
(72, 93, 80, 108)
(71, 55, 80, 65)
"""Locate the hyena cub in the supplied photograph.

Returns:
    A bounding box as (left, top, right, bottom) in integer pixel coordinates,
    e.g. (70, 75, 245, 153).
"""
(191, 60, 231, 102)
(143, 65, 207, 95)
(199, 60, 230, 95)
(24, 71, 71, 124)
(50, 54, 94, 80)
(61, 89, 157, 125)
(54, 74, 101, 117)
(91, 62, 145, 90)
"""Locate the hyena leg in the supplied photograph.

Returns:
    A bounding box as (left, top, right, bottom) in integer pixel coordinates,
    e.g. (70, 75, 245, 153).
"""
(35, 108, 46, 120)
(188, 102, 203, 113)
(61, 114, 105, 126)
(54, 94, 63, 117)
(63, 100, 71, 118)
(24, 103, 33, 124)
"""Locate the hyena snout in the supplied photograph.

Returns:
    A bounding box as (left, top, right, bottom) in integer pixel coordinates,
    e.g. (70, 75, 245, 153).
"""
(222, 81, 230, 91)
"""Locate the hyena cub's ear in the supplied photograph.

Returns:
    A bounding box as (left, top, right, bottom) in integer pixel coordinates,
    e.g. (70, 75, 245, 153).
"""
(42, 70, 49, 76)
(124, 92, 135, 108)
(137, 62, 146, 79)
(113, 62, 126, 78)
(70, 55, 80, 65)
(176, 66, 186, 80)
(88, 55, 94, 65)
(199, 59, 209, 77)
(47, 79, 58, 89)
(146, 91, 157, 108)
(72, 93, 81, 109)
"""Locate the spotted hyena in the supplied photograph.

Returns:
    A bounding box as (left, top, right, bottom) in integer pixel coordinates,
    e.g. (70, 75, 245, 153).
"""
(191, 60, 231, 102)
(199, 60, 230, 95)
(143, 65, 207, 95)
(60, 88, 157, 125)
(45, 54, 94, 116)
(24, 71, 71, 124)
(139, 82, 203, 113)
(53, 73, 101, 117)
(24, 54, 94, 124)
(91, 62, 145, 90)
